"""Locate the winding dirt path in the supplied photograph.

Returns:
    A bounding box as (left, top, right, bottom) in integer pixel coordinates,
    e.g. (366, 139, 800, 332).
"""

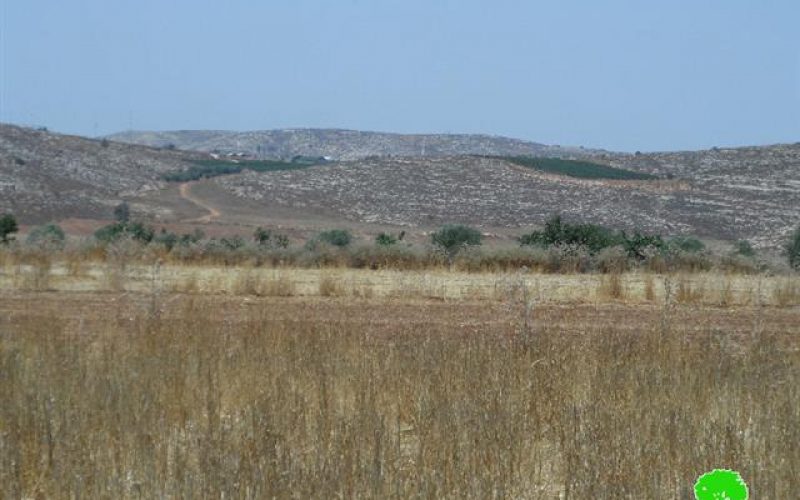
(179, 182, 221, 223)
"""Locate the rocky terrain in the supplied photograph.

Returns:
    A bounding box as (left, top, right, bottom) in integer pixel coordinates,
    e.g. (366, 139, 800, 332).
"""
(2, 123, 798, 248)
(214, 152, 799, 247)
(0, 124, 203, 222)
(107, 128, 601, 161)
(602, 145, 800, 247)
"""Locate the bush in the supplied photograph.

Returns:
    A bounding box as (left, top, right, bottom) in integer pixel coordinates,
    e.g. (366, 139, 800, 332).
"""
(519, 216, 622, 254)
(669, 236, 705, 253)
(375, 232, 398, 246)
(594, 245, 629, 273)
(154, 229, 179, 250)
(621, 231, 665, 260)
(114, 202, 131, 223)
(788, 226, 800, 270)
(219, 236, 245, 251)
(0, 214, 19, 244)
(316, 229, 353, 248)
(254, 227, 290, 249)
(734, 240, 756, 257)
(179, 229, 205, 246)
(431, 224, 482, 260)
(94, 221, 154, 244)
(26, 223, 66, 249)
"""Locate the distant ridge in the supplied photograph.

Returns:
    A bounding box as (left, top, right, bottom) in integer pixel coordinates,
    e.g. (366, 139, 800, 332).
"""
(106, 128, 605, 161)
(3, 123, 798, 249)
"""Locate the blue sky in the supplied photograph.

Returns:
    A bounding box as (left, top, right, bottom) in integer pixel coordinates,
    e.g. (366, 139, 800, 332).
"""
(2, 0, 798, 151)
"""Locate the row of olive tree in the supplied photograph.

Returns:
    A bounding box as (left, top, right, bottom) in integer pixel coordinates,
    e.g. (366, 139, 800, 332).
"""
(3, 209, 800, 270)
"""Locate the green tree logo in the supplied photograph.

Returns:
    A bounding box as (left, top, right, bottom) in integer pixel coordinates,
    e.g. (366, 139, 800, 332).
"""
(694, 469, 748, 500)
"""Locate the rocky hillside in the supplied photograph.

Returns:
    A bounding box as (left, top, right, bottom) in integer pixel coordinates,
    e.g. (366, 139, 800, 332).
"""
(0, 124, 202, 223)
(3, 123, 798, 249)
(107, 128, 600, 161)
(213, 150, 800, 248)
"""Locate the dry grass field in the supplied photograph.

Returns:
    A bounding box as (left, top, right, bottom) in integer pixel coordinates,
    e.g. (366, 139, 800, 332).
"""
(1, 262, 798, 498)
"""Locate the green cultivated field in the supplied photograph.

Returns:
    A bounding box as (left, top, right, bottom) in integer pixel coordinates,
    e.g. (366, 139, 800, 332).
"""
(497, 156, 658, 180)
(163, 158, 324, 182)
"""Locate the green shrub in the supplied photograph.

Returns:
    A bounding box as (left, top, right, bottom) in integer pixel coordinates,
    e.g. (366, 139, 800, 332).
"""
(316, 229, 353, 248)
(219, 236, 245, 251)
(26, 223, 66, 249)
(519, 216, 622, 254)
(180, 229, 205, 246)
(788, 226, 800, 270)
(0, 214, 19, 244)
(622, 231, 665, 260)
(519, 216, 665, 262)
(734, 240, 756, 257)
(94, 222, 155, 244)
(431, 224, 482, 260)
(669, 236, 705, 253)
(114, 202, 131, 223)
(154, 229, 179, 250)
(254, 227, 290, 248)
(94, 223, 127, 243)
(375, 232, 398, 246)
(127, 222, 155, 243)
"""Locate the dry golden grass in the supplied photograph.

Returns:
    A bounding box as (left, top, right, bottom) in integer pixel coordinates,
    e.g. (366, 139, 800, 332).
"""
(644, 274, 656, 302)
(1, 289, 798, 498)
(599, 272, 625, 300)
(1, 261, 797, 308)
(318, 272, 345, 297)
(773, 278, 800, 307)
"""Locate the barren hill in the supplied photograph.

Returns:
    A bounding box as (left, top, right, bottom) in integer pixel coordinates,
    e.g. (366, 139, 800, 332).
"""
(0, 124, 202, 223)
(3, 123, 799, 248)
(212, 151, 799, 248)
(107, 128, 597, 161)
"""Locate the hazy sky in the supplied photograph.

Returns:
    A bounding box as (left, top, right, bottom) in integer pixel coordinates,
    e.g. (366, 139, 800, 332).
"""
(2, 0, 798, 151)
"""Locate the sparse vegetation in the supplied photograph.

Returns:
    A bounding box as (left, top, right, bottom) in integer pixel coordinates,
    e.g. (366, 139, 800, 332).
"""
(94, 221, 155, 244)
(313, 229, 353, 248)
(670, 235, 705, 253)
(431, 224, 483, 260)
(622, 231, 666, 260)
(162, 158, 324, 182)
(254, 227, 290, 249)
(113, 201, 131, 222)
(0, 224, 774, 275)
(0, 213, 19, 244)
(496, 155, 658, 180)
(735, 240, 756, 257)
(788, 225, 800, 270)
(26, 223, 66, 249)
(375, 232, 398, 246)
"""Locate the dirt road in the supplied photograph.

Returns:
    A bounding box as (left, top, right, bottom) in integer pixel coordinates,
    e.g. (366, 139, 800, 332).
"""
(179, 182, 221, 223)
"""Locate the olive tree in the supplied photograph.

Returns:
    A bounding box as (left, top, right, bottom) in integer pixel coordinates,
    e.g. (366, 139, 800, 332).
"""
(431, 224, 482, 261)
(0, 214, 19, 244)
